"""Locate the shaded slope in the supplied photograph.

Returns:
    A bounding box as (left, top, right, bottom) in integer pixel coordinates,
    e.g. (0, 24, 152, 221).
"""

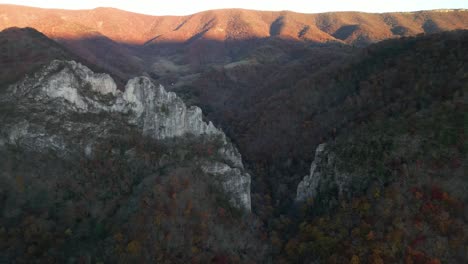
(0, 27, 128, 89)
(0, 27, 73, 87)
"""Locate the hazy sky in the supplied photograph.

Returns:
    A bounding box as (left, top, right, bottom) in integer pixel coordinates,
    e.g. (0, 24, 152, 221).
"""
(1, 0, 468, 15)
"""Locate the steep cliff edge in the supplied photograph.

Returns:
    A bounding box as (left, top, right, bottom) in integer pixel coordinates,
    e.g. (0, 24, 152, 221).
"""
(0, 60, 251, 211)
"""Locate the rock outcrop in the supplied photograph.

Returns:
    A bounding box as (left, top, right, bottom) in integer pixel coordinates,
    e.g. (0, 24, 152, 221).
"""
(0, 60, 251, 211)
(123, 77, 220, 139)
(296, 143, 352, 203)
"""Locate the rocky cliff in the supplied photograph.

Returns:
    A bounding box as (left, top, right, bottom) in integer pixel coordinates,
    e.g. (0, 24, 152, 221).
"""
(0, 60, 251, 211)
(296, 143, 353, 204)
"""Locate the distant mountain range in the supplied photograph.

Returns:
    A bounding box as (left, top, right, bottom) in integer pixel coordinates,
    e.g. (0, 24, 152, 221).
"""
(1, 4, 468, 45)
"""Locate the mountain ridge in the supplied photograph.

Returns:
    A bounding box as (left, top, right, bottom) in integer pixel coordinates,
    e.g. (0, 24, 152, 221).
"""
(2, 4, 468, 45)
(2, 4, 467, 88)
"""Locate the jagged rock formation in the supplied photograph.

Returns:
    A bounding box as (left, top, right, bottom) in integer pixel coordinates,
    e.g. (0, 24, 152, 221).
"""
(296, 143, 352, 203)
(0, 60, 251, 211)
(296, 144, 328, 202)
(123, 77, 219, 139)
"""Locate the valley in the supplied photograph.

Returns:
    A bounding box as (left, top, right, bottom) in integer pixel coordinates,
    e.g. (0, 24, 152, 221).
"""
(0, 4, 467, 263)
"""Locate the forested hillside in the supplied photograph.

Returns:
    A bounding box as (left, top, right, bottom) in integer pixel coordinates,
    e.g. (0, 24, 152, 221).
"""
(0, 4, 467, 263)
(265, 30, 467, 263)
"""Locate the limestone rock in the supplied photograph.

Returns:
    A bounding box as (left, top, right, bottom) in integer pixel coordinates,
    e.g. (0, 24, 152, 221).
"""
(122, 76, 221, 139)
(0, 60, 251, 211)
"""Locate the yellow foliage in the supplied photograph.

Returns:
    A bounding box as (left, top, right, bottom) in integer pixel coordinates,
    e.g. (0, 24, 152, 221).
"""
(15, 175, 25, 192)
(64, 228, 72, 236)
(184, 200, 193, 216)
(126, 240, 141, 255)
(191, 246, 199, 254)
(350, 255, 360, 264)
(351, 227, 360, 237)
(360, 202, 371, 213)
(154, 215, 162, 226)
(298, 242, 307, 255)
(285, 239, 298, 257)
(374, 190, 380, 199)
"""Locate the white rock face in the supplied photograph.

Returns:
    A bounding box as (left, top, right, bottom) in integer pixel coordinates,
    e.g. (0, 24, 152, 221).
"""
(8, 60, 119, 113)
(296, 144, 327, 202)
(202, 162, 251, 211)
(122, 77, 221, 139)
(296, 143, 352, 203)
(1, 60, 251, 211)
